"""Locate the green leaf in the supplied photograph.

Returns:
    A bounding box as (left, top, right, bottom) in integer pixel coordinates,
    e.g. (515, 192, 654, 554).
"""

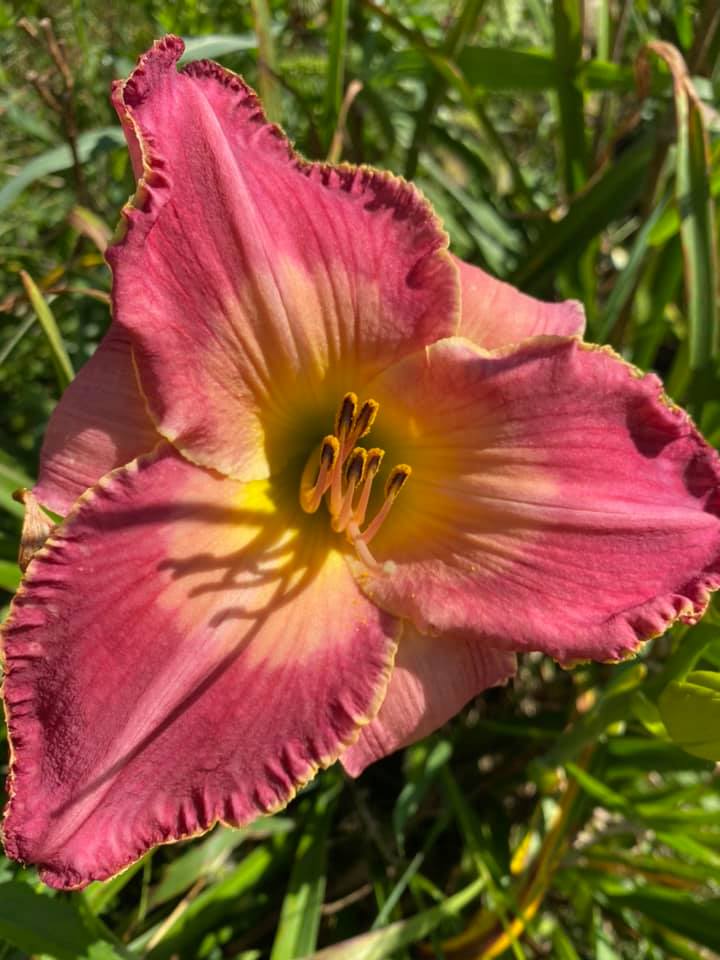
(323, 0, 349, 142)
(20, 270, 74, 391)
(679, 92, 719, 367)
(457, 46, 558, 91)
(0, 450, 29, 519)
(179, 33, 260, 64)
(404, 0, 486, 178)
(0, 559, 20, 593)
(393, 738, 452, 853)
(270, 779, 341, 960)
(513, 138, 653, 291)
(83, 856, 149, 916)
(552, 0, 587, 193)
(419, 155, 523, 272)
(596, 191, 671, 343)
(603, 885, 720, 953)
(249, 0, 282, 121)
(645, 143, 720, 248)
(648, 43, 719, 368)
(148, 827, 248, 910)
(551, 923, 582, 959)
(143, 836, 291, 959)
(654, 830, 720, 870)
(565, 763, 628, 810)
(301, 877, 484, 960)
(0, 127, 125, 214)
(658, 670, 720, 760)
(458, 46, 658, 95)
(0, 880, 124, 960)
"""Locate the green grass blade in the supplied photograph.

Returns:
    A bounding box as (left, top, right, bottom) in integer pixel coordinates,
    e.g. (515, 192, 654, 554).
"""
(565, 763, 628, 810)
(646, 42, 719, 368)
(250, 0, 282, 122)
(148, 826, 249, 911)
(0, 127, 125, 214)
(0, 451, 31, 519)
(324, 0, 350, 144)
(178, 33, 261, 64)
(629, 238, 684, 369)
(270, 779, 341, 960)
(552, 0, 587, 193)
(404, 0, 485, 178)
(0, 880, 125, 960)
(20, 270, 74, 391)
(596, 191, 671, 343)
(0, 560, 20, 593)
(458, 48, 667, 94)
(458, 46, 558, 91)
(143, 839, 287, 959)
(552, 923, 582, 959)
(679, 90, 719, 367)
(514, 138, 653, 291)
(83, 856, 149, 916)
(595, 0, 610, 61)
(419, 155, 523, 272)
(602, 886, 720, 953)
(393, 737, 452, 853)
(302, 877, 484, 960)
(0, 314, 37, 368)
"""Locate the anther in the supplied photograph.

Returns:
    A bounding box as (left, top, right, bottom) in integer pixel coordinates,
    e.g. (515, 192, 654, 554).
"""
(385, 464, 411, 500)
(320, 436, 339, 471)
(334, 448, 367, 531)
(300, 435, 340, 514)
(352, 447, 384, 528)
(299, 391, 412, 571)
(348, 399, 379, 445)
(345, 447, 367, 485)
(334, 392, 357, 441)
(360, 465, 412, 544)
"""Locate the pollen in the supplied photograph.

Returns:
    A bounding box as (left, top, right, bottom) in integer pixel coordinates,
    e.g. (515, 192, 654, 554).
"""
(299, 392, 410, 571)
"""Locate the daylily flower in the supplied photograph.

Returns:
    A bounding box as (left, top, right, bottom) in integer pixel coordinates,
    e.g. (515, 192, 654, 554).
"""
(3, 35, 720, 890)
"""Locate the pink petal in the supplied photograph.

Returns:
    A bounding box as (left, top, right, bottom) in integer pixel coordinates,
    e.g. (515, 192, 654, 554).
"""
(341, 626, 515, 776)
(352, 337, 720, 665)
(107, 36, 459, 480)
(3, 443, 398, 889)
(455, 255, 585, 349)
(33, 325, 158, 514)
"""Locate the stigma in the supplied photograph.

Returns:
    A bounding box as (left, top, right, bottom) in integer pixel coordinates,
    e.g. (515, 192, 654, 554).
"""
(299, 392, 411, 572)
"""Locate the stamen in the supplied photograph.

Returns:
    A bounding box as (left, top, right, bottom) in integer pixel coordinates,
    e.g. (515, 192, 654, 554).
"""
(300, 435, 340, 513)
(333, 448, 367, 531)
(334, 392, 357, 442)
(385, 465, 411, 499)
(345, 447, 367, 485)
(346, 522, 384, 571)
(330, 392, 358, 512)
(298, 391, 411, 571)
(352, 447, 384, 528)
(346, 399, 379, 448)
(359, 464, 412, 544)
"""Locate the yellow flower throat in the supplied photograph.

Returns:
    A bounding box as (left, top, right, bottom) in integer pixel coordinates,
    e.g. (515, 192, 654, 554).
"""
(299, 392, 411, 571)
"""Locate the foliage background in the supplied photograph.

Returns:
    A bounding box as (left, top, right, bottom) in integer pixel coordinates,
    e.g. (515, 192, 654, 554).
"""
(1, 0, 720, 957)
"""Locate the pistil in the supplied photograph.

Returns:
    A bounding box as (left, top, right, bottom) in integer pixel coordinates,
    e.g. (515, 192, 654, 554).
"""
(299, 392, 411, 570)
